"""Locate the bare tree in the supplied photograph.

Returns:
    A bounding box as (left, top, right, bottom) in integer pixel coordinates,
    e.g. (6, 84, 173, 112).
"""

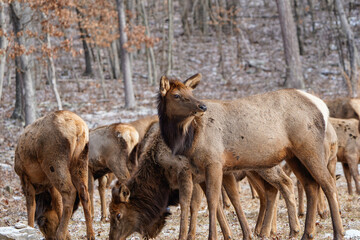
(140, 0, 157, 85)
(10, 1, 36, 125)
(167, 0, 174, 75)
(41, 12, 62, 110)
(0, 1, 6, 102)
(276, 0, 305, 89)
(334, 0, 360, 97)
(76, 8, 94, 77)
(116, 0, 136, 108)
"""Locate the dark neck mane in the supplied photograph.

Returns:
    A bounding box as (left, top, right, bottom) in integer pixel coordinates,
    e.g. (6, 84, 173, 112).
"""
(126, 141, 175, 237)
(157, 93, 196, 155)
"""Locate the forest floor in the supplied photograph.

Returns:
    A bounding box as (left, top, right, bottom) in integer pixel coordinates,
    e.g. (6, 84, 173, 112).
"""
(1, 1, 360, 239)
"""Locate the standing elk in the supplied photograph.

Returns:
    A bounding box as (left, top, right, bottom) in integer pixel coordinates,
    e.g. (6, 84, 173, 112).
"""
(330, 117, 360, 195)
(14, 110, 94, 240)
(157, 74, 344, 240)
(88, 115, 158, 221)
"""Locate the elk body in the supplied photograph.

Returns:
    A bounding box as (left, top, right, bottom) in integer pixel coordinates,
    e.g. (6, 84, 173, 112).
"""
(14, 110, 94, 240)
(330, 117, 360, 195)
(158, 74, 344, 240)
(88, 115, 158, 221)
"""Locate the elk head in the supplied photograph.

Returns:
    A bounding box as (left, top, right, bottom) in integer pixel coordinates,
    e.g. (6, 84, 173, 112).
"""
(37, 209, 59, 240)
(159, 73, 207, 120)
(109, 183, 136, 240)
(158, 73, 207, 154)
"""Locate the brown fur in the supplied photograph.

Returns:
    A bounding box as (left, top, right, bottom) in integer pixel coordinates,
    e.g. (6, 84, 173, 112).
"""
(158, 74, 344, 240)
(88, 115, 157, 221)
(14, 110, 94, 240)
(326, 98, 360, 131)
(109, 125, 241, 240)
(330, 117, 360, 195)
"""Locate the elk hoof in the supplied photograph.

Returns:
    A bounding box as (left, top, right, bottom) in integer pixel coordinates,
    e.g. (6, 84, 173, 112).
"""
(319, 210, 329, 219)
(309, 233, 314, 239)
(298, 212, 305, 218)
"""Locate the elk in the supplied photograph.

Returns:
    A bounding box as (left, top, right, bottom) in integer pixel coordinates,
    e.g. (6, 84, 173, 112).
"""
(326, 98, 360, 130)
(14, 110, 94, 240)
(330, 117, 360, 195)
(158, 74, 344, 240)
(109, 123, 300, 239)
(88, 115, 158, 221)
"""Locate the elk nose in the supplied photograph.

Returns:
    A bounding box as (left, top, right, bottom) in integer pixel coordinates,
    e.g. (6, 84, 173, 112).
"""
(198, 104, 207, 112)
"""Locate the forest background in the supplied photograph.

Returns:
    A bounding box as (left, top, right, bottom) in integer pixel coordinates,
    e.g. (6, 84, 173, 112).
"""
(0, 0, 360, 239)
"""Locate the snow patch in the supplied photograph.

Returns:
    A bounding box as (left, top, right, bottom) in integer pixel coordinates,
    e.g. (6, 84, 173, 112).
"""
(345, 229, 360, 239)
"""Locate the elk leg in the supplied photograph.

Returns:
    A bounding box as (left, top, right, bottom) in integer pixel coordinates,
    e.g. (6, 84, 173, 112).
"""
(50, 187, 63, 222)
(199, 182, 233, 240)
(249, 180, 258, 199)
(257, 167, 300, 238)
(246, 174, 266, 236)
(346, 154, 360, 195)
(71, 153, 95, 240)
(21, 175, 36, 227)
(177, 169, 193, 240)
(294, 152, 345, 240)
(205, 162, 223, 240)
(317, 189, 328, 219)
(88, 171, 95, 218)
(342, 163, 353, 195)
(99, 175, 108, 222)
(259, 180, 277, 237)
(286, 158, 319, 240)
(271, 197, 278, 235)
(223, 173, 252, 240)
(297, 180, 305, 217)
(221, 186, 231, 209)
(188, 184, 203, 240)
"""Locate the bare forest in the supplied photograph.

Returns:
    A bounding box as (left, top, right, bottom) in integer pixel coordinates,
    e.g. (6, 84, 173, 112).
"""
(1, 0, 360, 239)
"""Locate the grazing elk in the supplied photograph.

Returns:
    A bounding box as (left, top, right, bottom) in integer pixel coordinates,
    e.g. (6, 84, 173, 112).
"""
(88, 115, 158, 221)
(330, 117, 360, 195)
(14, 110, 94, 240)
(157, 74, 344, 240)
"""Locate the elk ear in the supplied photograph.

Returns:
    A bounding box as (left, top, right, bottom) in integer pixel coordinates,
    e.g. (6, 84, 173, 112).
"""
(160, 76, 170, 97)
(184, 73, 202, 89)
(119, 183, 130, 202)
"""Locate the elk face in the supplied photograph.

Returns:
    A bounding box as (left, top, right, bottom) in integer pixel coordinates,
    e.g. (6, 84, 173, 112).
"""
(109, 183, 137, 240)
(37, 209, 59, 240)
(159, 73, 207, 120)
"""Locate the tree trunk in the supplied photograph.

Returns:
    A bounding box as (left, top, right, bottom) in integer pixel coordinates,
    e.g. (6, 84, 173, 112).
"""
(293, 0, 304, 55)
(167, 0, 174, 75)
(111, 41, 121, 79)
(76, 8, 94, 77)
(11, 57, 24, 120)
(94, 46, 107, 99)
(334, 0, 360, 97)
(0, 1, 7, 102)
(275, 0, 305, 89)
(180, 0, 191, 37)
(10, 2, 36, 125)
(116, 0, 136, 108)
(140, 0, 157, 85)
(42, 12, 62, 110)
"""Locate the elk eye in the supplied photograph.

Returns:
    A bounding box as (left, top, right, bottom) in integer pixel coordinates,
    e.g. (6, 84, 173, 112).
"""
(117, 213, 122, 220)
(174, 94, 180, 99)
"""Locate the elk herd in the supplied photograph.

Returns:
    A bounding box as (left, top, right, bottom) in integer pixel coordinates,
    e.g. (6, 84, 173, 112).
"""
(13, 73, 360, 240)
